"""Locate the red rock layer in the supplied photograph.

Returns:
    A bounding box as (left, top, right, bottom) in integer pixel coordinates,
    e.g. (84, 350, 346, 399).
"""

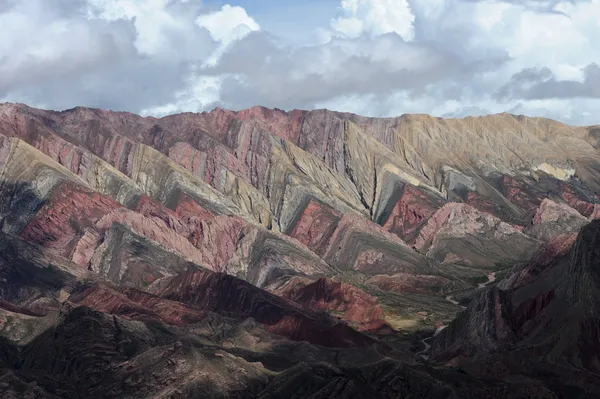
(500, 233, 577, 291)
(21, 181, 207, 268)
(464, 191, 508, 220)
(413, 204, 455, 251)
(559, 182, 597, 217)
(18, 178, 257, 280)
(21, 181, 121, 258)
(136, 193, 252, 274)
(513, 290, 556, 335)
(205, 106, 307, 144)
(499, 175, 599, 219)
(173, 193, 215, 223)
(70, 283, 208, 326)
(592, 204, 600, 219)
(275, 277, 384, 328)
(381, 185, 444, 243)
(135, 195, 197, 239)
(287, 199, 342, 256)
(151, 270, 375, 348)
(501, 175, 545, 213)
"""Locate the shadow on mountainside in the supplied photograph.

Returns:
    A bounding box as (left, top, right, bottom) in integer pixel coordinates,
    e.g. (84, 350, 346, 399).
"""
(0, 179, 599, 397)
(0, 304, 585, 399)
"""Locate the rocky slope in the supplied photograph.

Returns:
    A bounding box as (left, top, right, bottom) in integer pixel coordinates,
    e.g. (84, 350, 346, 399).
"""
(429, 220, 600, 394)
(0, 102, 599, 397)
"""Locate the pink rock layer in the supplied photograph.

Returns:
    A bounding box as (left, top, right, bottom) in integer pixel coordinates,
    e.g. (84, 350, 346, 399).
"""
(150, 270, 376, 348)
(382, 185, 444, 243)
(274, 276, 386, 329)
(21, 181, 121, 258)
(70, 283, 208, 326)
(288, 199, 342, 256)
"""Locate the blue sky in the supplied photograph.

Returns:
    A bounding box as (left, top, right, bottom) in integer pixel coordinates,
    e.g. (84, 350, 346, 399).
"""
(1, 0, 599, 125)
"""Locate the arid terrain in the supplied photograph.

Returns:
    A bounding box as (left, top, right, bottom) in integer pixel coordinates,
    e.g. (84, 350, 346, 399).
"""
(0, 102, 599, 398)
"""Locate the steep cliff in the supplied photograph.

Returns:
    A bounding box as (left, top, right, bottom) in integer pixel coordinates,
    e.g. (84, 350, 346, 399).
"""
(431, 220, 600, 379)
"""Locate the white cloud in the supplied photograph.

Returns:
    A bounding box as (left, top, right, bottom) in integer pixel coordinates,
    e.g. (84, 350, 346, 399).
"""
(142, 4, 261, 114)
(331, 0, 416, 40)
(0, 0, 216, 111)
(196, 4, 260, 66)
(497, 63, 600, 100)
(140, 75, 224, 116)
(202, 31, 497, 110)
(86, 0, 183, 54)
(0, 0, 135, 93)
(1, 0, 600, 125)
(196, 4, 260, 46)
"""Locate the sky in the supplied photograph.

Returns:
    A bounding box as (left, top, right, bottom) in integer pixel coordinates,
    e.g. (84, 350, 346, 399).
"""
(1, 0, 599, 125)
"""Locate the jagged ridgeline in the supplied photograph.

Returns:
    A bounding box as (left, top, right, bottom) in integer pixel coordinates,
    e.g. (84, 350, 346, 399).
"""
(0, 103, 599, 398)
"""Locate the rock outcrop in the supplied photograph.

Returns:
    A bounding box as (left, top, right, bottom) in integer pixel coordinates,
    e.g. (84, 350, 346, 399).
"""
(525, 198, 589, 241)
(149, 269, 377, 348)
(431, 220, 600, 377)
(272, 276, 386, 330)
(414, 203, 540, 276)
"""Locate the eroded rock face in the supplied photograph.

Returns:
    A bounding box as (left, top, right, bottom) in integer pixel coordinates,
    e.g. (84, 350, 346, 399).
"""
(430, 286, 518, 363)
(6, 103, 598, 233)
(379, 183, 445, 244)
(431, 220, 600, 377)
(0, 231, 85, 314)
(149, 270, 376, 348)
(5, 304, 272, 399)
(69, 283, 208, 326)
(287, 199, 342, 256)
(499, 233, 578, 290)
(3, 159, 333, 289)
(415, 203, 540, 269)
(2, 301, 572, 399)
(525, 198, 588, 241)
(273, 276, 385, 329)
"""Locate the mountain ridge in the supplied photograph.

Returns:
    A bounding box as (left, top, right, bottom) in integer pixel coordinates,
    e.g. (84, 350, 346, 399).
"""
(0, 102, 599, 397)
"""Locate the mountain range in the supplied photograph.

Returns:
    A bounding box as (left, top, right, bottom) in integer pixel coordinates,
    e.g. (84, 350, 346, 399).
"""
(0, 102, 599, 398)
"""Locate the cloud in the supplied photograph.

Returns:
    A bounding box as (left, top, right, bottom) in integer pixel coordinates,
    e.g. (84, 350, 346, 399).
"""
(312, 0, 600, 124)
(0, 0, 137, 94)
(140, 3, 261, 116)
(1, 0, 599, 125)
(189, 0, 508, 112)
(497, 63, 600, 100)
(86, 0, 209, 55)
(331, 0, 416, 40)
(196, 4, 260, 66)
(196, 4, 259, 45)
(203, 30, 508, 111)
(0, 0, 220, 111)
